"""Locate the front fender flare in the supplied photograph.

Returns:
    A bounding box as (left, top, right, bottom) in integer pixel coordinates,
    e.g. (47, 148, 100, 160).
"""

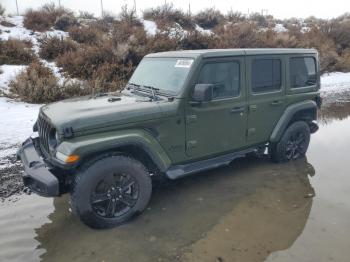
(56, 129, 172, 172)
(270, 100, 317, 143)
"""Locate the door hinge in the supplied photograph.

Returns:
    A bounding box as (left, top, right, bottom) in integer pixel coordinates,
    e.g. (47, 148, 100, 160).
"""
(186, 115, 197, 124)
(186, 140, 197, 150)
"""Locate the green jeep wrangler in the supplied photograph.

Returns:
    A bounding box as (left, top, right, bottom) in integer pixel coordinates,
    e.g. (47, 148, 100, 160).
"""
(18, 49, 321, 228)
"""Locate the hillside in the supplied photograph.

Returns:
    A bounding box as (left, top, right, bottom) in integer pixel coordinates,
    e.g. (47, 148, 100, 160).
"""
(0, 4, 350, 102)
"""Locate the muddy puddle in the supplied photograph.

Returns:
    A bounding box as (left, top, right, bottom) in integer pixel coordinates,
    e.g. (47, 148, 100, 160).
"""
(1, 95, 350, 262)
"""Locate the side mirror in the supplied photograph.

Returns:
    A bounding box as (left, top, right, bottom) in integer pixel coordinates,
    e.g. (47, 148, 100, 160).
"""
(192, 84, 213, 103)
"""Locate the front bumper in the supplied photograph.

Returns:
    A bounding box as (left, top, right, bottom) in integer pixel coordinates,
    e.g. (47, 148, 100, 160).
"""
(17, 138, 60, 197)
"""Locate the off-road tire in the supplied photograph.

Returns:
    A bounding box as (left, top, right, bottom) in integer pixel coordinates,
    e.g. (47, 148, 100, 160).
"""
(70, 155, 152, 229)
(269, 121, 311, 163)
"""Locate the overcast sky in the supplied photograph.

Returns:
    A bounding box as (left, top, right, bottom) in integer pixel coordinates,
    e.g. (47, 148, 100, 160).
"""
(2, 0, 350, 19)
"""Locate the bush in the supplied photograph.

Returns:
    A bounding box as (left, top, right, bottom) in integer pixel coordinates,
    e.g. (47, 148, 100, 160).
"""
(194, 8, 224, 29)
(54, 14, 78, 31)
(119, 5, 141, 26)
(0, 4, 5, 16)
(146, 32, 179, 53)
(78, 11, 95, 19)
(24, 9, 53, 32)
(212, 22, 263, 48)
(102, 12, 116, 23)
(56, 40, 114, 78)
(56, 37, 136, 92)
(87, 20, 111, 33)
(8, 61, 91, 102)
(61, 80, 91, 98)
(0, 39, 36, 65)
(226, 11, 246, 23)
(23, 4, 71, 32)
(143, 3, 194, 30)
(68, 25, 103, 44)
(249, 12, 269, 27)
(111, 21, 147, 45)
(335, 49, 350, 72)
(0, 20, 16, 27)
(38, 36, 78, 61)
(180, 31, 212, 49)
(9, 61, 62, 103)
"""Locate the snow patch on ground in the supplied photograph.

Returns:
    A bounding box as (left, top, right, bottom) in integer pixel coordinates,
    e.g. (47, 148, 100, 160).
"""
(40, 60, 66, 84)
(274, 23, 288, 33)
(0, 65, 27, 92)
(0, 97, 40, 157)
(321, 72, 350, 93)
(142, 20, 158, 36)
(195, 24, 212, 35)
(0, 16, 68, 55)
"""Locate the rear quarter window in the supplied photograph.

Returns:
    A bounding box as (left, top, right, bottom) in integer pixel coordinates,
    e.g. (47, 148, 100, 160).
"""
(251, 59, 281, 93)
(290, 57, 317, 88)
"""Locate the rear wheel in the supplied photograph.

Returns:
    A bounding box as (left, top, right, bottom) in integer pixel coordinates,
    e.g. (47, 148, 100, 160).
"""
(269, 121, 310, 163)
(71, 155, 152, 229)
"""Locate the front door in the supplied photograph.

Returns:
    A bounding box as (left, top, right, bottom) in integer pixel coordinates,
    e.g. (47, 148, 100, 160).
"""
(185, 57, 247, 159)
(246, 55, 286, 145)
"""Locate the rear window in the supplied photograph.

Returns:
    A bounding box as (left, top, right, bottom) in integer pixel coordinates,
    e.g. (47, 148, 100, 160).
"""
(252, 59, 281, 93)
(290, 57, 317, 88)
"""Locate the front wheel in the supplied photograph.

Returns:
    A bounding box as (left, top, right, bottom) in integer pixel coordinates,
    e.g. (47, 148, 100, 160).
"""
(269, 121, 311, 163)
(71, 155, 152, 229)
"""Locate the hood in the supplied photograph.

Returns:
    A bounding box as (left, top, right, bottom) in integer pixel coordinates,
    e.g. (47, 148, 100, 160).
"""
(41, 93, 170, 135)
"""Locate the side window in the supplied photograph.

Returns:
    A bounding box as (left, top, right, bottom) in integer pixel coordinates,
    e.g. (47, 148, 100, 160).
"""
(290, 57, 316, 88)
(252, 59, 281, 93)
(197, 61, 240, 99)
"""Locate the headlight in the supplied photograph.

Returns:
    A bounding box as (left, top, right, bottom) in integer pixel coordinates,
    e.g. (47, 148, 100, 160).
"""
(48, 129, 59, 149)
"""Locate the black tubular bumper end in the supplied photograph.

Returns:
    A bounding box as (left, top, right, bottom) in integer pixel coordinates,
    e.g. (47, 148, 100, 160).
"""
(17, 138, 60, 197)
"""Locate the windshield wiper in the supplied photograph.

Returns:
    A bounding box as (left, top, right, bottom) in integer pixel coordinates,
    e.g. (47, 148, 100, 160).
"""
(141, 85, 160, 101)
(127, 82, 140, 88)
(127, 83, 160, 101)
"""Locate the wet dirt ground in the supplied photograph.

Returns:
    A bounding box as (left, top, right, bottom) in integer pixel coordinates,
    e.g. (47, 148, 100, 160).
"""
(1, 92, 350, 262)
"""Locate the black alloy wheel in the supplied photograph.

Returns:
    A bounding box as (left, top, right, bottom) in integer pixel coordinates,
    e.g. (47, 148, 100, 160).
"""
(91, 173, 139, 218)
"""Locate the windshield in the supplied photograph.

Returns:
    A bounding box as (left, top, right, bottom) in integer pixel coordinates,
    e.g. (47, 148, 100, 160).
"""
(128, 57, 194, 95)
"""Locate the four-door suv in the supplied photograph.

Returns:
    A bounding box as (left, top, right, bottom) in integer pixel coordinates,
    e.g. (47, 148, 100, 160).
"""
(18, 49, 321, 228)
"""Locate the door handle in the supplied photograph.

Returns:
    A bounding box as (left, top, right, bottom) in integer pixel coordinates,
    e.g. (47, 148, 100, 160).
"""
(270, 100, 283, 106)
(230, 107, 244, 113)
(249, 105, 257, 112)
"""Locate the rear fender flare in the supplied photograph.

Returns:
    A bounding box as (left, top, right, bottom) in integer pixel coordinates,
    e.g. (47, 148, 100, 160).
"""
(270, 100, 317, 143)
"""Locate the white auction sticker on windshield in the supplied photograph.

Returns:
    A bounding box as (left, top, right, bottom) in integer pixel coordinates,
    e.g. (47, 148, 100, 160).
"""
(175, 59, 193, 68)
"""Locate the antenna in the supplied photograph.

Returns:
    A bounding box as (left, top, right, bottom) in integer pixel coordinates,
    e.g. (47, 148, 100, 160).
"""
(100, 0, 104, 17)
(15, 0, 19, 15)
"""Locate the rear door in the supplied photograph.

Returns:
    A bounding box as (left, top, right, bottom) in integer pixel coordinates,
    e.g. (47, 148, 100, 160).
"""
(185, 57, 247, 159)
(246, 55, 286, 145)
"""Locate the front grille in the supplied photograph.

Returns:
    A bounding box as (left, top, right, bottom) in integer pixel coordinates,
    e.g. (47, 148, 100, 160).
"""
(37, 113, 53, 155)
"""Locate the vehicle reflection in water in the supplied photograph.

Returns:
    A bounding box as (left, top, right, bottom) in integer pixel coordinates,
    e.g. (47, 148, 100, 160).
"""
(34, 156, 315, 262)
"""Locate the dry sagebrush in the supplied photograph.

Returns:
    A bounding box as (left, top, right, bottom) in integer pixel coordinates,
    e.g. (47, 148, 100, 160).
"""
(0, 39, 36, 65)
